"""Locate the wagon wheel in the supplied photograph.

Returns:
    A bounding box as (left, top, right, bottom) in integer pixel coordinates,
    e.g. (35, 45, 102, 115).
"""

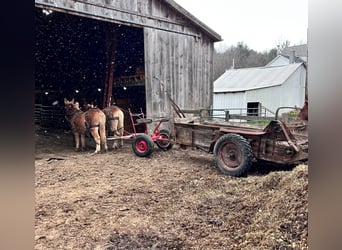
(213, 133, 253, 177)
(132, 134, 154, 157)
(155, 129, 173, 150)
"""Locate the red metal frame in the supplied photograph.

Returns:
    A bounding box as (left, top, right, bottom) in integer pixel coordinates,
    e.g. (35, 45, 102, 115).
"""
(127, 108, 170, 142)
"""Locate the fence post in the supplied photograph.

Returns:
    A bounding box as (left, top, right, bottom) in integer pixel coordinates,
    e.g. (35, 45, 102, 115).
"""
(225, 110, 230, 121)
(281, 113, 289, 123)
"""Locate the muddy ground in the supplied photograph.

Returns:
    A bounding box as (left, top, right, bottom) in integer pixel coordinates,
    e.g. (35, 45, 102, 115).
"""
(35, 127, 308, 249)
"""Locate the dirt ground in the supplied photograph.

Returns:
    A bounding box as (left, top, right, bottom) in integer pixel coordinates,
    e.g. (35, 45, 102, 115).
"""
(35, 127, 308, 250)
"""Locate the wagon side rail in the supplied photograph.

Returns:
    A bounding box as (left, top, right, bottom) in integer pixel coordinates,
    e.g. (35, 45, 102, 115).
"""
(199, 107, 275, 122)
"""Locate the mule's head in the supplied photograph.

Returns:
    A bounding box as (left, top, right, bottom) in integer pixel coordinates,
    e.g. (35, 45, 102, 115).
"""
(296, 99, 308, 121)
(64, 98, 81, 117)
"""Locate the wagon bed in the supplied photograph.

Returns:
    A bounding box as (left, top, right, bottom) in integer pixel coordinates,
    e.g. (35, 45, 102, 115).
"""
(173, 118, 308, 176)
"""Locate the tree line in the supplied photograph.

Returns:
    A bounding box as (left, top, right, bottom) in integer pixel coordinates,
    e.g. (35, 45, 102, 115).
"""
(213, 41, 289, 80)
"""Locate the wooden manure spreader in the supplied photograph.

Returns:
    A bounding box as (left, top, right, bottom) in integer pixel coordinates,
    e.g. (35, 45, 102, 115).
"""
(173, 114, 308, 177)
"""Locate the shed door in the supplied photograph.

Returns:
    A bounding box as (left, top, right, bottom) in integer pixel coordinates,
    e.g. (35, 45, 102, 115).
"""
(247, 102, 261, 116)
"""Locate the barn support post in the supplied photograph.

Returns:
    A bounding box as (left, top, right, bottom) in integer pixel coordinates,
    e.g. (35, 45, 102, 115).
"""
(103, 25, 117, 108)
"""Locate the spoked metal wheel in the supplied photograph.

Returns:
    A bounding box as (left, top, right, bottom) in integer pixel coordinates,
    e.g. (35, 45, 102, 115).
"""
(213, 133, 253, 176)
(155, 129, 173, 150)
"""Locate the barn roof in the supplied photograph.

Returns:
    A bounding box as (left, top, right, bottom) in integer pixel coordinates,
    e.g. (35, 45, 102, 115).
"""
(265, 55, 290, 67)
(163, 0, 222, 42)
(214, 63, 303, 93)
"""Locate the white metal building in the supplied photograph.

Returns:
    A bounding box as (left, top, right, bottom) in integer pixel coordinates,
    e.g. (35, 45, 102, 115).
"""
(213, 62, 306, 116)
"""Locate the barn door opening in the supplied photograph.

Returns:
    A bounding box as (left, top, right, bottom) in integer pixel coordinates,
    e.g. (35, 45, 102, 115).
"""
(35, 7, 146, 129)
(247, 102, 261, 116)
(111, 27, 146, 114)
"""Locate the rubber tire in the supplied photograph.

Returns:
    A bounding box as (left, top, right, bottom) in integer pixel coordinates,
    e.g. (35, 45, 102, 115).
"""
(213, 133, 253, 177)
(155, 129, 173, 150)
(132, 134, 154, 157)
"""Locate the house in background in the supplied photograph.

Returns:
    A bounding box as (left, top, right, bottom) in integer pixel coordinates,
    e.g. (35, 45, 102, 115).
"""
(281, 44, 308, 63)
(267, 44, 307, 67)
(213, 45, 307, 117)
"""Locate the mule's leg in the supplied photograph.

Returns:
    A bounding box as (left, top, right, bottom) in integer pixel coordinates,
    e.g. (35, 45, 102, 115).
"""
(120, 127, 124, 148)
(113, 119, 123, 149)
(113, 129, 123, 149)
(109, 120, 118, 149)
(113, 140, 118, 149)
(112, 130, 123, 149)
(74, 132, 80, 151)
(80, 133, 86, 151)
(119, 115, 124, 148)
(89, 128, 101, 154)
(112, 130, 119, 149)
(100, 123, 108, 152)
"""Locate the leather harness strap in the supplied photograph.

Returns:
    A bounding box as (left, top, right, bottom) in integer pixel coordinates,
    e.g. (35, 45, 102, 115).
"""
(85, 110, 100, 129)
(107, 118, 123, 136)
(107, 116, 119, 121)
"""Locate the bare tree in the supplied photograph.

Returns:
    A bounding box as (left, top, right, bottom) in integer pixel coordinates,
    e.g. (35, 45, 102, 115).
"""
(213, 42, 278, 80)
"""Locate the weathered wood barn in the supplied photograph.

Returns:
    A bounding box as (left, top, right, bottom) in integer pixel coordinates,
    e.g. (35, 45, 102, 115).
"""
(35, 0, 221, 128)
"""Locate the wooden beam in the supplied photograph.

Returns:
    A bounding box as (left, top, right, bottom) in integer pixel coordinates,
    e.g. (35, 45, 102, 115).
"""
(103, 25, 117, 108)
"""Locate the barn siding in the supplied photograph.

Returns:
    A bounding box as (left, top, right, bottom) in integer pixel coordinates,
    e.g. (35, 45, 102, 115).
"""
(144, 28, 213, 117)
(35, 0, 205, 39)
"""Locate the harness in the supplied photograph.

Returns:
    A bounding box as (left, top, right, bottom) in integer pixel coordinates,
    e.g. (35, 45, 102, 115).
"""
(106, 115, 123, 136)
(85, 108, 100, 129)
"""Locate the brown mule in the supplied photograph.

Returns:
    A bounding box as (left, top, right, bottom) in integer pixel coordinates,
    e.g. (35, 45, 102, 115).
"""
(297, 99, 308, 121)
(64, 98, 108, 154)
(102, 105, 124, 149)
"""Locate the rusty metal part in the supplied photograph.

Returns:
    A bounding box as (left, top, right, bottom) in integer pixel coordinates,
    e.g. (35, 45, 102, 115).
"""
(174, 118, 308, 168)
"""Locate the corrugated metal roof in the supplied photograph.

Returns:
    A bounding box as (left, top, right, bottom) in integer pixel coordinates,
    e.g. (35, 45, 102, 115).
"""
(214, 63, 303, 93)
(265, 55, 290, 67)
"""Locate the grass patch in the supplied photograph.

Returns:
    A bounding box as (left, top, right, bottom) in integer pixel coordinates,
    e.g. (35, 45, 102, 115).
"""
(247, 120, 270, 126)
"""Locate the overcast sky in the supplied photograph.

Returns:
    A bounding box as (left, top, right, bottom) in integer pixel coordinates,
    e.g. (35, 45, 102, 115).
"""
(173, 0, 308, 52)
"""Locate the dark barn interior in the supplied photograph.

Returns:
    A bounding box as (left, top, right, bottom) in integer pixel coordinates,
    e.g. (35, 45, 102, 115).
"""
(35, 7, 146, 130)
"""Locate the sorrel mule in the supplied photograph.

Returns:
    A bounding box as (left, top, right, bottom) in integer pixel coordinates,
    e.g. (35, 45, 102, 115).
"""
(297, 99, 308, 121)
(102, 106, 124, 149)
(64, 98, 108, 154)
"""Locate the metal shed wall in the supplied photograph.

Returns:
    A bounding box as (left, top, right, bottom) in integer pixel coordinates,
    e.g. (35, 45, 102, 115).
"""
(35, 0, 220, 118)
(245, 65, 306, 113)
(213, 92, 246, 114)
(213, 65, 306, 115)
